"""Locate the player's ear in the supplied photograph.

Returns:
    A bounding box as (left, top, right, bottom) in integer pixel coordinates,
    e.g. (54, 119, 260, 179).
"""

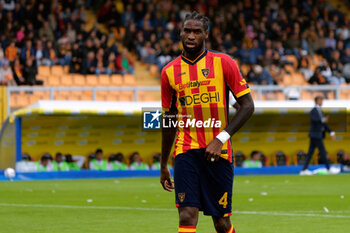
(205, 30, 209, 40)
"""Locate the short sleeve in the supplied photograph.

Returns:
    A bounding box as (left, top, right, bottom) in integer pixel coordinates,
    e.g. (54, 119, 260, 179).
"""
(223, 57, 250, 98)
(161, 67, 175, 112)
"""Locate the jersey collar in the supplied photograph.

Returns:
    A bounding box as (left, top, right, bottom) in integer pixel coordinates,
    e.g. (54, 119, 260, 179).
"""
(181, 49, 207, 65)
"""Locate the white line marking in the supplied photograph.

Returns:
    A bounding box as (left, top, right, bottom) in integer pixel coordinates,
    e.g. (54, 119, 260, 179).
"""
(0, 203, 349, 218)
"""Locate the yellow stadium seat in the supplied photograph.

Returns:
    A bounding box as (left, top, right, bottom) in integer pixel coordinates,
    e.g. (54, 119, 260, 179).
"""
(117, 91, 134, 101)
(340, 90, 350, 100)
(60, 75, 74, 86)
(300, 90, 312, 100)
(123, 74, 136, 86)
(46, 75, 61, 86)
(72, 74, 86, 86)
(86, 75, 98, 86)
(105, 94, 119, 101)
(282, 74, 292, 86)
(38, 66, 51, 76)
(250, 90, 258, 101)
(80, 94, 92, 101)
(98, 75, 111, 86)
(54, 91, 70, 100)
(293, 73, 307, 85)
(36, 75, 47, 85)
(138, 91, 155, 101)
(96, 91, 109, 101)
(111, 74, 123, 86)
(63, 65, 69, 74)
(16, 94, 30, 108)
(51, 65, 64, 76)
(28, 94, 41, 105)
(276, 91, 285, 101)
(150, 65, 159, 75)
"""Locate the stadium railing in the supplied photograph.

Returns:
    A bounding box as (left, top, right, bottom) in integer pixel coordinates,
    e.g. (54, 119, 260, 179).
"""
(5, 85, 350, 114)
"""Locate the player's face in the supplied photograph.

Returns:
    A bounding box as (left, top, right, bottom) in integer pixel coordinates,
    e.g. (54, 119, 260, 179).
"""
(181, 19, 208, 55)
(316, 98, 323, 106)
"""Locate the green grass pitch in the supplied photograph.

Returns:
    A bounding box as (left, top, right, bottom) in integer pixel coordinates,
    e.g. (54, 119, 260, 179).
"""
(0, 175, 349, 233)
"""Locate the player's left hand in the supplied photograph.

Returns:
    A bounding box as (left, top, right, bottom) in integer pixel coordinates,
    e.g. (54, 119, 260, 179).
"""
(205, 138, 223, 162)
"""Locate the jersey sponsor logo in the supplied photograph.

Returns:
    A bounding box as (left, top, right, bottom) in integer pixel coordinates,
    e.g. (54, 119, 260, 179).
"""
(201, 68, 210, 78)
(179, 92, 220, 106)
(176, 72, 186, 77)
(240, 79, 247, 86)
(178, 80, 210, 90)
(178, 193, 185, 202)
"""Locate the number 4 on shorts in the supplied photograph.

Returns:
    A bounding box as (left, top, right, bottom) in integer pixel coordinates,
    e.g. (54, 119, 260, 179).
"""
(218, 192, 228, 208)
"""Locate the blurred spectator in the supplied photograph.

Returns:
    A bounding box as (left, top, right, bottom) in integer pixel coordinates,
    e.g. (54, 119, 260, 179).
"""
(43, 41, 58, 66)
(242, 151, 263, 168)
(20, 40, 35, 64)
(308, 67, 329, 85)
(116, 48, 134, 75)
(5, 41, 17, 62)
(35, 154, 54, 172)
(150, 153, 172, 170)
(12, 58, 26, 85)
(65, 154, 81, 171)
(150, 153, 161, 170)
(82, 51, 96, 74)
(329, 50, 345, 85)
(248, 65, 274, 85)
(140, 41, 156, 64)
(89, 148, 108, 171)
(129, 152, 149, 170)
(298, 51, 313, 81)
(108, 152, 128, 170)
(95, 48, 110, 75)
(0, 59, 14, 85)
(22, 58, 43, 86)
(15, 153, 37, 172)
(52, 152, 69, 171)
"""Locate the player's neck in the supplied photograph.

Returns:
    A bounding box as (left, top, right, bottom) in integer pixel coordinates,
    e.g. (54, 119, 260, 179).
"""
(182, 47, 205, 61)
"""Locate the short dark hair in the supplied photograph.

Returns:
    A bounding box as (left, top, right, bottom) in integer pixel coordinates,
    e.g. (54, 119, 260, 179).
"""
(95, 148, 103, 154)
(183, 11, 209, 31)
(314, 95, 324, 102)
(250, 150, 260, 158)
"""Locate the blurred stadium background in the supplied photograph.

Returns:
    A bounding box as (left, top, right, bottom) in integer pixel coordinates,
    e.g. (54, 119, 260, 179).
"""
(0, 0, 349, 171)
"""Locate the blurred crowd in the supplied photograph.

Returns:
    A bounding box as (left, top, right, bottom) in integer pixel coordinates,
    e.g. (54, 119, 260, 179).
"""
(15, 148, 349, 172)
(1, 0, 350, 87)
(15, 148, 169, 172)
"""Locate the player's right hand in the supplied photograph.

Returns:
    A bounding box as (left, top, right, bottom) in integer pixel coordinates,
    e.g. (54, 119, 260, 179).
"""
(160, 167, 174, 192)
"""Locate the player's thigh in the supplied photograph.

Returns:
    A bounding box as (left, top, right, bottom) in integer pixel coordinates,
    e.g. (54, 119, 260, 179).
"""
(200, 157, 234, 217)
(174, 151, 201, 208)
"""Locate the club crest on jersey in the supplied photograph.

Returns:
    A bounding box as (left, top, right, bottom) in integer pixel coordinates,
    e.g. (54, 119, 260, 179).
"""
(201, 68, 210, 78)
(178, 193, 185, 202)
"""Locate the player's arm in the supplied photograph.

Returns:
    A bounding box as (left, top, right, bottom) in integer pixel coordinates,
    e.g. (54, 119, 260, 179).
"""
(206, 94, 254, 161)
(224, 93, 254, 136)
(160, 67, 176, 191)
(160, 111, 177, 191)
(206, 57, 254, 161)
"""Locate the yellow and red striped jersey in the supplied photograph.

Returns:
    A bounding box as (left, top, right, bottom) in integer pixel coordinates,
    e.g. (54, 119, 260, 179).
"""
(161, 49, 250, 162)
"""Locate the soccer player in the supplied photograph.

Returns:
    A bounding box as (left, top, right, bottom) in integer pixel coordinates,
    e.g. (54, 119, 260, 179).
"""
(160, 11, 254, 233)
